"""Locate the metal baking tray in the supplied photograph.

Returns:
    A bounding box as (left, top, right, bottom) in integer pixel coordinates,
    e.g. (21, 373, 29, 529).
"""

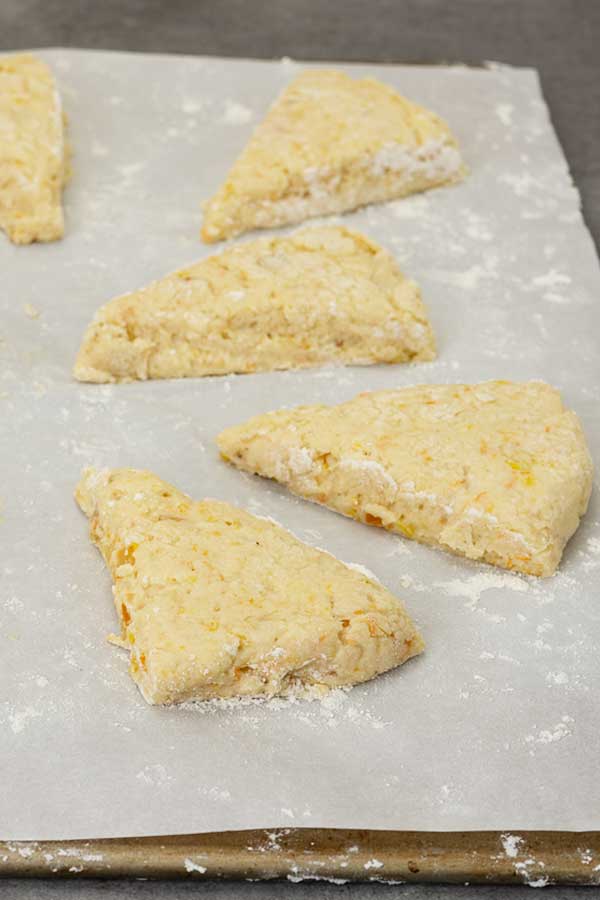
(2, 830, 600, 885)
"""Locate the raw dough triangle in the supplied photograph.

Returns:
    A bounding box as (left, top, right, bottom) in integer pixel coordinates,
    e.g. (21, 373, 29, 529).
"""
(76, 468, 423, 704)
(218, 381, 593, 577)
(0, 54, 68, 244)
(202, 68, 465, 242)
(74, 226, 435, 383)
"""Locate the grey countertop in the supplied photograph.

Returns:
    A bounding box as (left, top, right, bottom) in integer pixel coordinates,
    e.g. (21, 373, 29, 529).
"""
(0, 879, 596, 899)
(1, 0, 598, 897)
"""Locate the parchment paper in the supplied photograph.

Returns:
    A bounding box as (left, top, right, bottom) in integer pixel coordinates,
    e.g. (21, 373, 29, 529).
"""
(1, 49, 599, 841)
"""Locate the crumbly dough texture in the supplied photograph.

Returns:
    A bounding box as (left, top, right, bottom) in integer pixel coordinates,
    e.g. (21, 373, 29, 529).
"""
(202, 69, 465, 242)
(218, 381, 593, 577)
(73, 226, 435, 383)
(0, 54, 68, 244)
(76, 468, 423, 705)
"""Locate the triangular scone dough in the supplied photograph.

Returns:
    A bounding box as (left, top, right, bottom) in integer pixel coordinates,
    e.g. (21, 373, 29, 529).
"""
(202, 69, 465, 243)
(76, 468, 423, 705)
(0, 54, 68, 244)
(73, 226, 435, 383)
(218, 381, 593, 577)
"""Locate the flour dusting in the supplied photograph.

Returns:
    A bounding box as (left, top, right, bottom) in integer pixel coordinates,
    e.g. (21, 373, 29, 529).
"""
(437, 572, 529, 607)
(525, 715, 574, 746)
(500, 833, 523, 858)
(184, 858, 207, 874)
(221, 100, 254, 125)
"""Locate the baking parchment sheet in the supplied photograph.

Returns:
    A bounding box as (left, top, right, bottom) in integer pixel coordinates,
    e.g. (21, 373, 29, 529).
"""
(1, 49, 599, 841)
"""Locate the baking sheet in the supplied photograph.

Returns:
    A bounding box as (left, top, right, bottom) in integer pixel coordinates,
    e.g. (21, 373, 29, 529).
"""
(1, 49, 599, 841)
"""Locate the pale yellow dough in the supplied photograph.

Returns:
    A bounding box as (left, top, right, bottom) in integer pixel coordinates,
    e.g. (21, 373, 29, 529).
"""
(0, 54, 68, 244)
(76, 468, 423, 705)
(202, 69, 465, 243)
(73, 226, 435, 383)
(218, 381, 593, 577)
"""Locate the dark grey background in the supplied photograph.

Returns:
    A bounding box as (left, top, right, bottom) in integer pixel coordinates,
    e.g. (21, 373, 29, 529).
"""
(0, 880, 596, 899)
(1, 1, 598, 897)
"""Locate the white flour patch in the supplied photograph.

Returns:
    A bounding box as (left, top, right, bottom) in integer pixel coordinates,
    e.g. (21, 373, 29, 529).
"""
(364, 858, 384, 870)
(117, 162, 145, 179)
(56, 848, 104, 862)
(181, 98, 205, 115)
(498, 172, 540, 197)
(286, 446, 314, 475)
(543, 291, 571, 304)
(532, 269, 571, 288)
(479, 652, 520, 665)
(398, 573, 429, 593)
(464, 210, 493, 241)
(91, 140, 109, 158)
(287, 873, 348, 885)
(526, 875, 549, 888)
(500, 833, 523, 858)
(263, 829, 289, 851)
(338, 457, 398, 491)
(12, 845, 36, 858)
(8, 707, 42, 734)
(4, 596, 24, 613)
(184, 858, 207, 874)
(437, 572, 529, 607)
(386, 541, 411, 557)
(221, 100, 254, 125)
(582, 536, 600, 571)
(179, 685, 389, 731)
(495, 103, 514, 126)
(136, 764, 172, 787)
(433, 260, 498, 290)
(198, 785, 231, 801)
(525, 715, 574, 746)
(388, 194, 431, 219)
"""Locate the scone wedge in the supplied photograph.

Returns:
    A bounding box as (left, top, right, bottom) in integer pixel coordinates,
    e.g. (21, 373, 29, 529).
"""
(74, 226, 435, 383)
(218, 381, 593, 577)
(0, 54, 68, 244)
(202, 68, 465, 243)
(76, 468, 423, 705)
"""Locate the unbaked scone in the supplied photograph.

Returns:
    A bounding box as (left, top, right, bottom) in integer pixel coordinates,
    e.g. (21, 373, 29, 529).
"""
(73, 225, 435, 383)
(202, 69, 465, 242)
(218, 381, 593, 577)
(76, 467, 424, 704)
(0, 54, 68, 244)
